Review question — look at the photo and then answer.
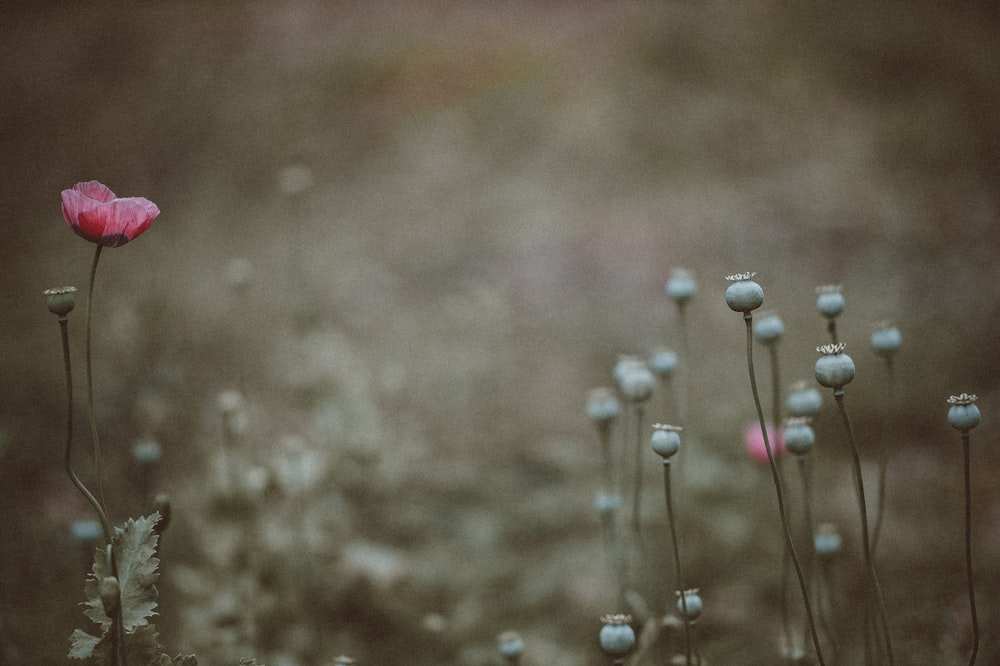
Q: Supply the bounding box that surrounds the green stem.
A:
[663,463,692,666]
[872,358,894,556]
[767,344,792,659]
[833,390,894,665]
[631,403,645,543]
[58,317,113,544]
[85,244,107,510]
[677,304,689,425]
[744,315,825,665]
[962,432,979,666]
[797,455,817,657]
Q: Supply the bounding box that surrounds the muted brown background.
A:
[2,2,999,664]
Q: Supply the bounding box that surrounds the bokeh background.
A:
[2,2,999,664]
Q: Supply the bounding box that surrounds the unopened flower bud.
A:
[99,576,120,618]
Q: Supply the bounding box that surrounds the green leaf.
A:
[83,513,162,631]
[68,628,102,660]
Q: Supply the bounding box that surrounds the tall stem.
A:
[85,244,107,510]
[962,432,979,666]
[631,403,646,543]
[677,304,690,425]
[58,317,113,544]
[663,463,692,666]
[833,390,894,665]
[744,315,824,664]
[872,358,894,555]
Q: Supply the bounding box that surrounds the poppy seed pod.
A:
[618,363,656,403]
[648,348,679,378]
[815,343,855,389]
[753,312,784,344]
[666,269,697,306]
[816,285,845,319]
[676,589,703,620]
[786,381,823,417]
[783,418,815,455]
[497,631,524,660]
[947,394,980,431]
[725,272,764,313]
[587,388,620,426]
[599,614,636,656]
[870,323,902,359]
[651,424,682,460]
[44,286,78,317]
[814,524,842,558]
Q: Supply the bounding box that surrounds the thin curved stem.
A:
[744,315,825,664]
[631,403,646,544]
[85,244,107,510]
[962,432,979,666]
[663,463,692,666]
[59,317,114,544]
[677,304,689,426]
[834,390,894,665]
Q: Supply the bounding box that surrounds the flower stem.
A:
[85,244,108,511]
[744,315,824,665]
[833,390,894,665]
[767,344,793,659]
[631,403,646,544]
[663,462,692,666]
[962,431,979,666]
[58,317,113,545]
[872,358,894,556]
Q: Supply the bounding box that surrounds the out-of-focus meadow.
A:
[2,2,1000,664]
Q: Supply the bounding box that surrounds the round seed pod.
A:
[676,589,703,620]
[814,524,842,558]
[651,424,682,460]
[947,394,980,431]
[786,382,823,417]
[599,614,636,656]
[648,348,679,378]
[618,364,656,403]
[497,631,524,660]
[815,344,855,389]
[816,285,845,319]
[587,388,620,426]
[666,269,697,306]
[870,323,902,358]
[753,312,784,344]
[783,418,815,455]
[44,286,78,317]
[725,272,764,313]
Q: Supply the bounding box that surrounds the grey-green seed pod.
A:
[618,363,656,403]
[783,417,815,455]
[870,323,902,359]
[753,312,784,344]
[666,269,697,306]
[814,524,842,558]
[648,348,679,378]
[599,614,635,656]
[947,394,980,431]
[587,388,621,426]
[676,589,703,620]
[651,424,681,460]
[44,286,78,317]
[594,492,621,516]
[786,381,823,417]
[725,272,764,313]
[816,285,845,319]
[815,343,855,389]
[497,630,524,660]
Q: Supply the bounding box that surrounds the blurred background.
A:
[2,2,999,664]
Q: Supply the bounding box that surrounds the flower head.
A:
[599,614,635,656]
[815,343,855,389]
[61,180,160,247]
[816,284,845,319]
[745,422,784,463]
[666,268,697,306]
[870,321,902,359]
[651,423,683,460]
[676,588,703,620]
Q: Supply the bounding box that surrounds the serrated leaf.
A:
[83,513,162,631]
[68,628,102,660]
[123,624,164,665]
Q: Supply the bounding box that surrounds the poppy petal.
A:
[72,180,117,202]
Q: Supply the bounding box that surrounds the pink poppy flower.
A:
[61,180,160,248]
[744,422,785,463]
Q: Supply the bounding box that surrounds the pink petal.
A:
[72,180,117,202]
[744,422,785,464]
[78,197,160,247]
[61,188,102,226]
